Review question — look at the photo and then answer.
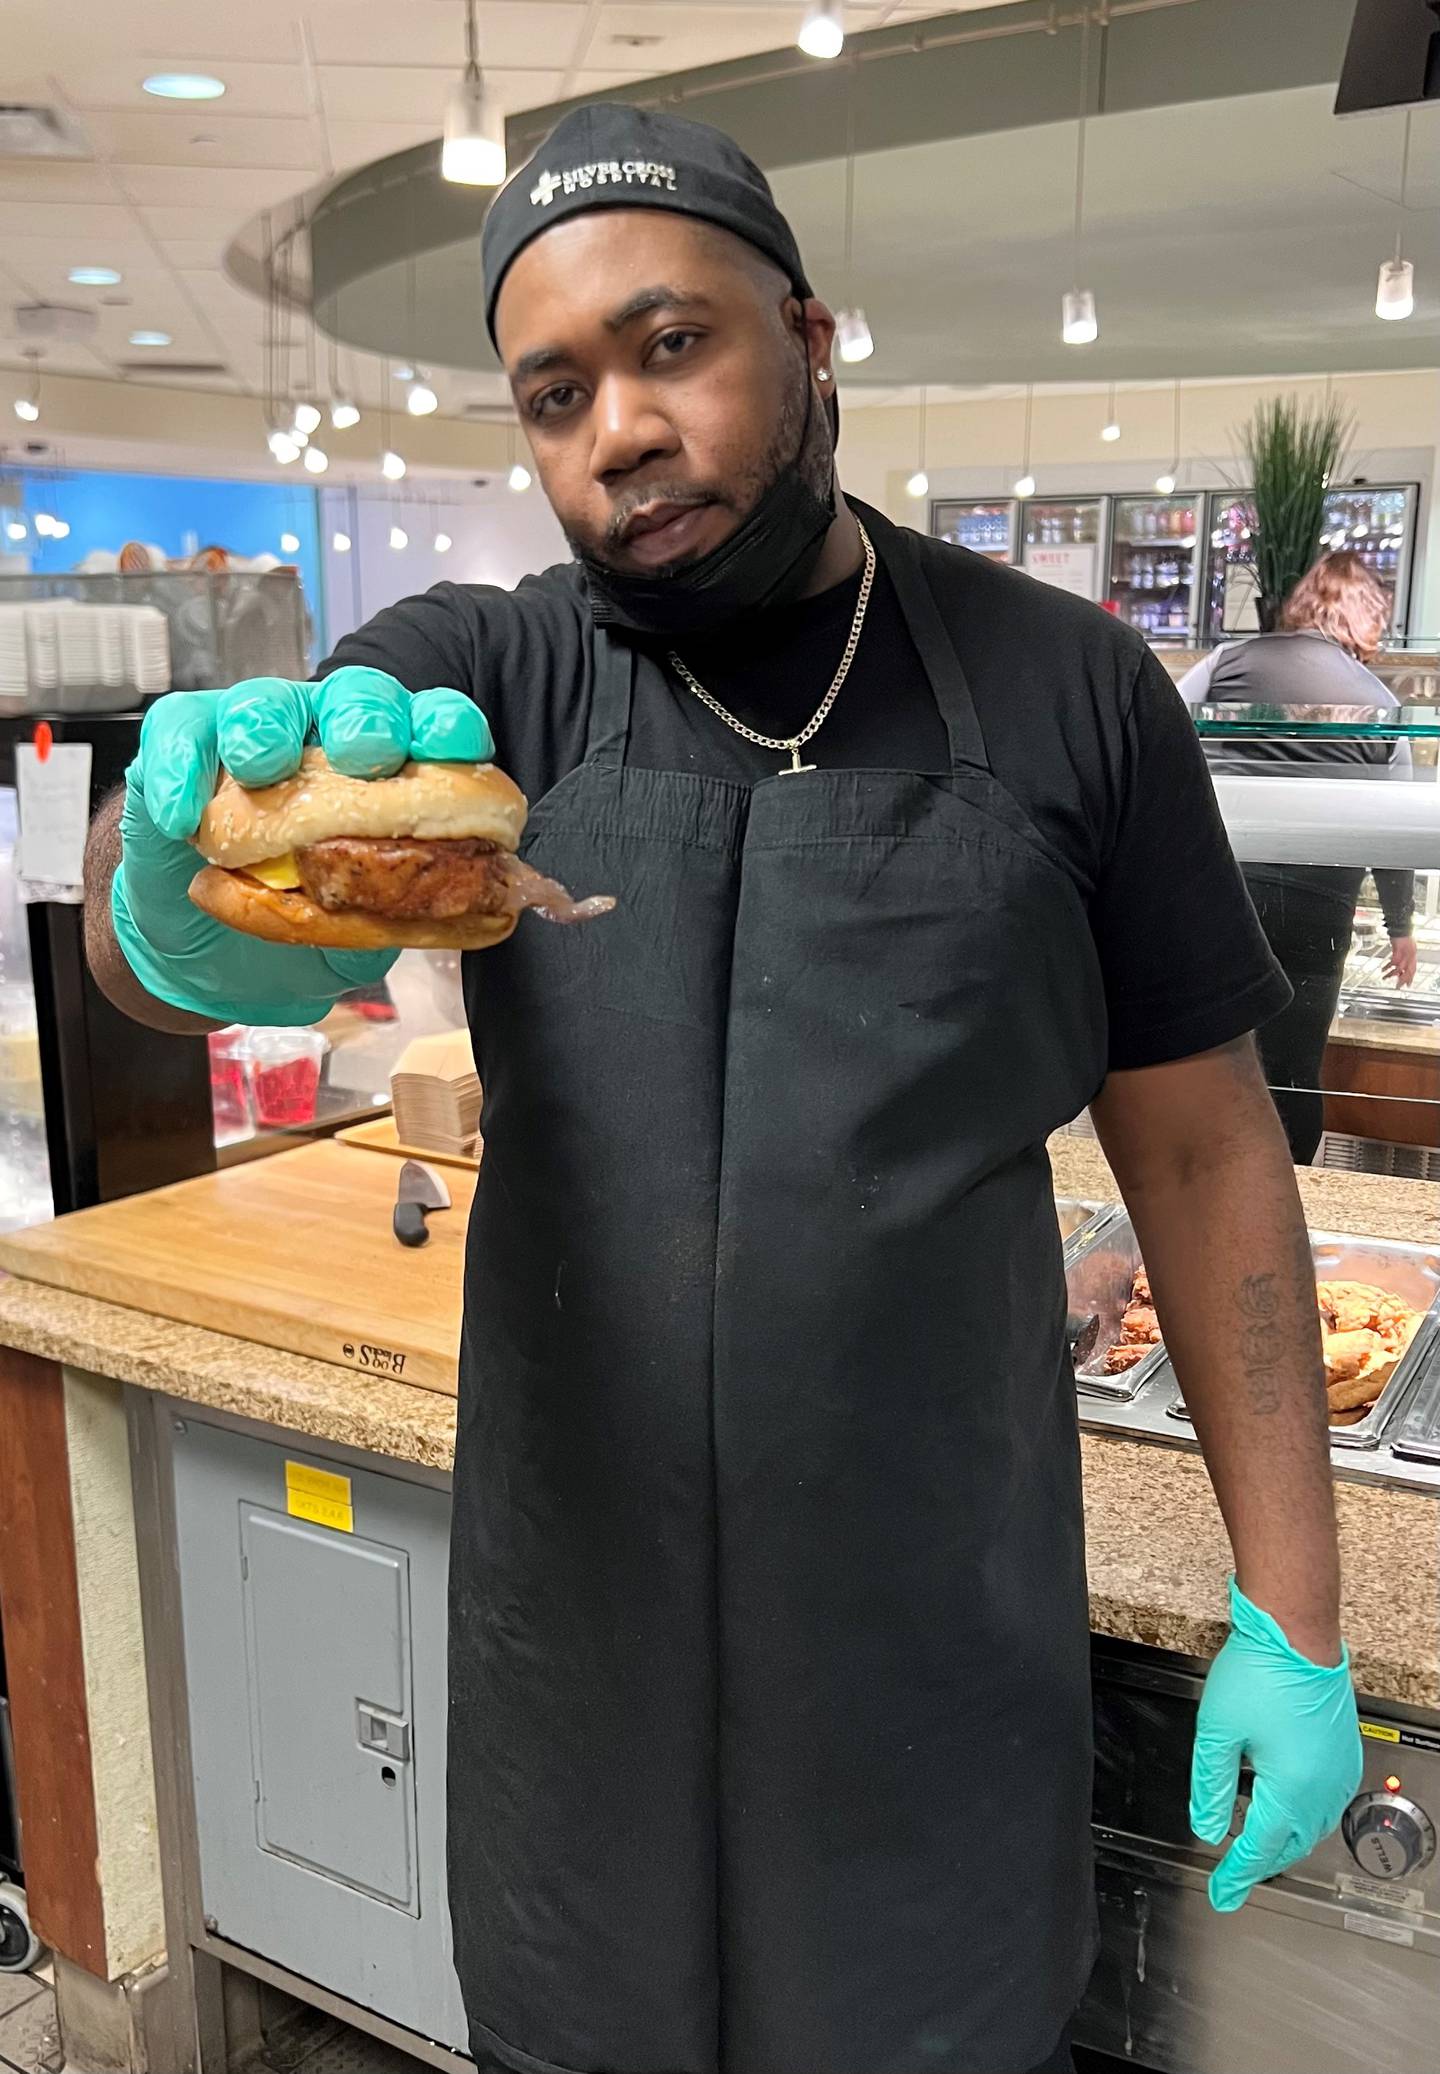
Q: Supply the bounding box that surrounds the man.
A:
[87,106,1359,2074]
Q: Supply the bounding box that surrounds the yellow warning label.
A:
[1360,1722,1401,1743]
[285,1460,354,1534]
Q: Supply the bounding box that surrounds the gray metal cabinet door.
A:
[240,1506,418,1914]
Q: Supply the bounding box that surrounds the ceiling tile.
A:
[136,204,249,242]
[0,163,120,205]
[81,111,322,171]
[316,66,563,125]
[581,4,805,74]
[0,201,137,242]
[160,238,242,269]
[308,3,587,72]
[55,59,312,119]
[324,121,450,173]
[116,164,309,210]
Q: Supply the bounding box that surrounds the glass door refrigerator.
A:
[1320,484,1417,638]
[1202,483,1419,643]
[1020,499,1106,600]
[1106,494,1202,643]
[929,499,1017,564]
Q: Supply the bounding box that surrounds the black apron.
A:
[449,513,1108,2074]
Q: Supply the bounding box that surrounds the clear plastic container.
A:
[207,1026,252,1140]
[245,1028,329,1128]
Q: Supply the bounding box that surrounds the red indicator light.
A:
[1385,1774,1401,1793]
[34,720,52,764]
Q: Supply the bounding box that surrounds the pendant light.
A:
[292,400,322,437]
[443,0,506,187]
[389,524,409,551]
[1061,12,1099,346]
[13,352,40,423]
[434,528,453,553]
[1376,112,1416,321]
[328,339,360,429]
[798,1,845,60]
[905,387,930,499]
[406,378,439,416]
[1100,381,1121,441]
[507,423,532,492]
[834,87,874,364]
[332,530,352,553]
[303,444,329,474]
[268,428,300,465]
[1154,380,1181,496]
[380,388,406,479]
[1013,386,1036,499]
[280,531,301,555]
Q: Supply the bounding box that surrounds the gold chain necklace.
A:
[666,520,876,774]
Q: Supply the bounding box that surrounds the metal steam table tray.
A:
[1162,1231,1440,1451]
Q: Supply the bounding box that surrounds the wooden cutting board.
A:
[0,1140,472,1394]
[335,1116,482,1171]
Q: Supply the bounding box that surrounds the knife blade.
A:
[393,1159,452,1248]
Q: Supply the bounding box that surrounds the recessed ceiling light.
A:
[129,329,172,347]
[69,266,122,287]
[143,74,226,102]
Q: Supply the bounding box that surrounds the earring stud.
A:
[817,368,832,383]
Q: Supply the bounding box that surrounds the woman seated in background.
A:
[1178,551,1416,1165]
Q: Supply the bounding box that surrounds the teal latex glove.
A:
[113,666,495,1026]
[1191,1577,1362,1913]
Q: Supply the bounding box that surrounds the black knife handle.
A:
[394,1201,431,1247]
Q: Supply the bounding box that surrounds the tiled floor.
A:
[0,1968,59,2074]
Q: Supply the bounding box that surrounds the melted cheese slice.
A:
[246,852,301,890]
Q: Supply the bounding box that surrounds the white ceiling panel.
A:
[317,65,564,124]
[581,5,796,73]
[0,163,120,205]
[307,3,589,72]
[0,202,138,242]
[115,164,310,210]
[323,120,449,172]
[53,59,313,120]
[79,111,322,171]
[160,238,244,269]
[138,205,254,243]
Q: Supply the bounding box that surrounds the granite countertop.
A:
[0,1135,1436,1705]
[1327,1014,1440,1057]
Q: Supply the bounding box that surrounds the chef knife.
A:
[393,1159,451,1247]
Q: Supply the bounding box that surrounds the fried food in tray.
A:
[1103,1270,1425,1424]
[1317,1281,1424,1424]
[1101,1268,1162,1374]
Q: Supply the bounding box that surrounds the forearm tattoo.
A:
[1236,1271,1284,1416]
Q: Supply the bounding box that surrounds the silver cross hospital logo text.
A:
[530,161,679,207]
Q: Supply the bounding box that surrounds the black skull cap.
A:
[482,103,814,343]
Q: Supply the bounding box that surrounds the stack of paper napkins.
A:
[390,1030,481,1158]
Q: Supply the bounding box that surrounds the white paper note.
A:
[15,740,92,900]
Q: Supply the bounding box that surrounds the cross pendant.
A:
[780,744,816,775]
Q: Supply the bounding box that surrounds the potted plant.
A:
[1237,395,1354,629]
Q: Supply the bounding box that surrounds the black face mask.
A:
[580,380,836,640]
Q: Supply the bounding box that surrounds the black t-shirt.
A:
[321,508,1289,1072]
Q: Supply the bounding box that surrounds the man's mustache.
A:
[604,484,732,550]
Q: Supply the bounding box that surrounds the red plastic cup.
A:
[246,1029,329,1128]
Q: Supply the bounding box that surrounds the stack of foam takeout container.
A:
[389,1030,482,1160]
[0,601,171,713]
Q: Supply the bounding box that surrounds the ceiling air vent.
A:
[117,360,229,379]
[0,105,91,160]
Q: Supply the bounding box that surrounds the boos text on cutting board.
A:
[341,1340,408,1376]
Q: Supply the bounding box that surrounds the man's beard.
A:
[566,354,833,576]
